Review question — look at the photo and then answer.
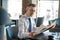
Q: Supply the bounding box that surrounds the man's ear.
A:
[25,7,29,12]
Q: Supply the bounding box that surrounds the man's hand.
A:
[29,32,36,37]
[51,21,56,28]
[48,21,56,28]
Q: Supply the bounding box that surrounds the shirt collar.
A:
[24,14,32,18]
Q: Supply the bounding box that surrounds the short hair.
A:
[24,4,36,13]
[26,4,36,7]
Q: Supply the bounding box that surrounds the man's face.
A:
[26,6,36,17]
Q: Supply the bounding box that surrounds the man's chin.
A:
[30,14,33,16]
[30,15,33,17]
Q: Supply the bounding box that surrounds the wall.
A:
[41,0,58,1]
[32,0,37,4]
[0,0,2,7]
[22,0,32,14]
[2,0,8,11]
[58,1,60,18]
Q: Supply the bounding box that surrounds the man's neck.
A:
[25,12,31,17]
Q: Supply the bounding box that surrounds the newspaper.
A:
[35,21,56,34]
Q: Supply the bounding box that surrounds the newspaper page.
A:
[35,21,56,34]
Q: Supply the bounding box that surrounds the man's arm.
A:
[35,21,56,34]
[18,17,30,38]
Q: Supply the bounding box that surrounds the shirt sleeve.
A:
[18,17,30,38]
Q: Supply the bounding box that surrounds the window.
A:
[37,1,59,25]
[8,0,22,19]
[2,0,22,20]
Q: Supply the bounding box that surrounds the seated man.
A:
[18,4,56,40]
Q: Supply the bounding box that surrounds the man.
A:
[18,4,36,39]
[18,4,56,40]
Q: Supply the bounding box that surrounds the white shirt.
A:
[18,14,36,38]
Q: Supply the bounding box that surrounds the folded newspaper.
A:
[35,21,56,34]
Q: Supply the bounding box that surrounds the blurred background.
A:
[0,0,60,40]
